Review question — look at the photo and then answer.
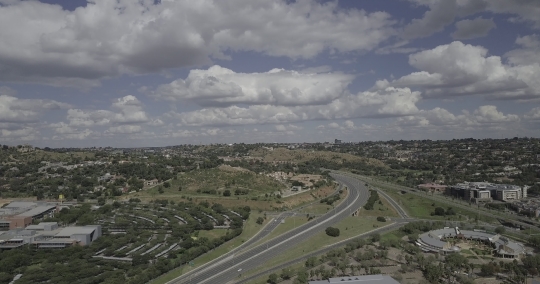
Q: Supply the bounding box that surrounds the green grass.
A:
[242,215,385,278]
[376,184,496,223]
[297,203,333,215]
[197,229,228,240]
[151,212,269,284]
[246,216,310,250]
[170,168,283,197]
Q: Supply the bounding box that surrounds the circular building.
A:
[416,227,525,259]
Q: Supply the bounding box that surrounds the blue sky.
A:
[1,0,540,147]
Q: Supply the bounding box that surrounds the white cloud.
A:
[404,0,540,40]
[505,34,540,66]
[0,127,39,141]
[105,125,142,134]
[0,0,395,86]
[403,0,458,39]
[395,105,519,130]
[153,65,354,106]
[172,86,421,126]
[67,95,149,127]
[452,17,495,39]
[52,129,97,141]
[524,107,540,121]
[0,95,69,123]
[275,124,301,132]
[390,41,540,100]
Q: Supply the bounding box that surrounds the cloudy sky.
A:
[1,0,540,147]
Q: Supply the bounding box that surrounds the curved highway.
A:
[173,174,369,284]
[343,172,540,230]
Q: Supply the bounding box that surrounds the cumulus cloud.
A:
[0,0,395,86]
[505,34,540,66]
[67,95,149,127]
[395,105,519,130]
[403,0,458,39]
[0,95,70,123]
[105,125,142,134]
[524,107,540,121]
[0,127,39,141]
[171,86,421,126]
[452,17,495,39]
[153,65,354,106]
[403,0,540,39]
[389,41,540,100]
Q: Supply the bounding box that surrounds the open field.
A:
[171,168,284,195]
[377,184,497,223]
[357,194,399,218]
[151,212,269,284]
[249,148,387,168]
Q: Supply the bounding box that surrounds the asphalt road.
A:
[173,174,369,284]
[167,212,293,284]
[236,221,408,284]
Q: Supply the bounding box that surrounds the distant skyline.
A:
[1,0,540,147]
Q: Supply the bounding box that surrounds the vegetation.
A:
[325,227,340,237]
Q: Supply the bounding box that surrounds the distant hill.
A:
[249,148,387,168]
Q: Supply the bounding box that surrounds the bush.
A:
[325,227,340,237]
[223,189,231,196]
[376,216,386,222]
[256,217,264,225]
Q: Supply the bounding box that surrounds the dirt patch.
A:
[0,199,12,208]
[218,164,252,173]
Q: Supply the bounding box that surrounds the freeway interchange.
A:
[168,173,371,284]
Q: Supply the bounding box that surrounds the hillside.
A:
[249,148,387,168]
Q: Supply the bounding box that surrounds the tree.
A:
[433,207,446,216]
[495,226,506,234]
[256,217,264,225]
[370,233,381,242]
[223,189,231,196]
[163,182,170,188]
[267,273,278,284]
[376,216,386,222]
[325,227,340,237]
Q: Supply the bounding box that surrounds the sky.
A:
[1,0,540,147]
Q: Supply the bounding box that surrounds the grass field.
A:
[170,168,284,196]
[357,194,399,218]
[151,212,269,284]
[197,229,229,240]
[377,184,496,223]
[241,215,384,279]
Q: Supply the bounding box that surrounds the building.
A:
[416,227,526,259]
[0,222,102,250]
[0,216,32,230]
[449,182,527,202]
[309,275,400,284]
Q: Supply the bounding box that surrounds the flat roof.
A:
[4,202,36,209]
[17,206,56,217]
[55,226,96,237]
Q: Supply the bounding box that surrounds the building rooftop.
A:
[55,226,97,237]
[4,202,36,209]
[17,205,56,217]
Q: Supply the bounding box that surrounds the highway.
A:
[341,172,540,230]
[166,212,293,284]
[171,174,369,284]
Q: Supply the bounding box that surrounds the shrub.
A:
[325,227,340,237]
[376,216,386,222]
